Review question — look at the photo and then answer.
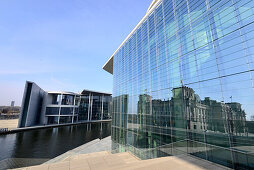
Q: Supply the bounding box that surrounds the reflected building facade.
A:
[103,0,254,168]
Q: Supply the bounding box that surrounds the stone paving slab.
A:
[179,154,232,170]
[11,152,203,170]
[9,136,231,170]
[11,151,232,170]
[44,136,111,164]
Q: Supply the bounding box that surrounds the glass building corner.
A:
[108,0,254,169]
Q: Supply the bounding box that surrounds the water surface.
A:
[0,122,111,167]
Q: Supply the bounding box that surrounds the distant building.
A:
[11,101,15,107]
[18,81,112,128]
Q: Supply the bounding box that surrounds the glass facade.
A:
[46,92,112,124]
[51,94,61,105]
[60,107,74,115]
[111,0,254,169]
[78,93,112,121]
[45,107,59,115]
[47,116,59,125]
[46,94,79,125]
[59,116,73,124]
[62,95,74,105]
[18,81,112,128]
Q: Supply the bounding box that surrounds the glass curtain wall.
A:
[46,94,79,125]
[112,0,254,169]
[79,94,112,121]
[79,95,89,121]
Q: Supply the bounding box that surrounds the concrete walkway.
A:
[11,151,231,170]
[10,136,231,170]
[44,136,111,164]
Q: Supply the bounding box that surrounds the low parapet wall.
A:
[0,119,111,135]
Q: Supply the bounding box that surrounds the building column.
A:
[101,95,104,120]
[88,93,91,121]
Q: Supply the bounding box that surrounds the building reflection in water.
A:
[0,122,111,169]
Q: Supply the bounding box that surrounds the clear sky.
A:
[0,0,153,106]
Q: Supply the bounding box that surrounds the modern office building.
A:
[18,81,112,128]
[103,0,254,168]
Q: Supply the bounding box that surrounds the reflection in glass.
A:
[52,94,61,105]
[62,95,74,105]
[75,96,80,106]
[111,0,254,168]
[47,116,59,125]
[78,94,112,121]
[59,116,72,124]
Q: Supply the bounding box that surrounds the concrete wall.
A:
[18,81,46,128]
[40,92,48,125]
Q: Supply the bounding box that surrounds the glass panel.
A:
[47,116,58,125]
[46,107,59,115]
[51,94,61,105]
[79,95,89,121]
[59,116,72,124]
[75,96,80,106]
[61,95,74,105]
[60,107,73,115]
[111,0,254,168]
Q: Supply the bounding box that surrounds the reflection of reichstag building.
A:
[137,86,247,136]
[105,0,254,168]
[112,87,253,168]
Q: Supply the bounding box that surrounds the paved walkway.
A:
[0,119,18,130]
[10,136,231,170]
[12,151,231,170]
[44,136,111,164]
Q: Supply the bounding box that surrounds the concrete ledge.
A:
[0,119,111,135]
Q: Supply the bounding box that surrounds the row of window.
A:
[47,116,77,125]
[45,107,79,115]
[51,94,80,106]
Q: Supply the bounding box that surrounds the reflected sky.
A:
[111,0,254,169]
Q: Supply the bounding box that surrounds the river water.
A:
[0,122,111,168]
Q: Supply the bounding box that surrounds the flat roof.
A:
[102,0,161,75]
[81,89,112,96]
[47,91,80,96]
[47,90,111,96]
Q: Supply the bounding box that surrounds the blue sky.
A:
[0,0,153,106]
